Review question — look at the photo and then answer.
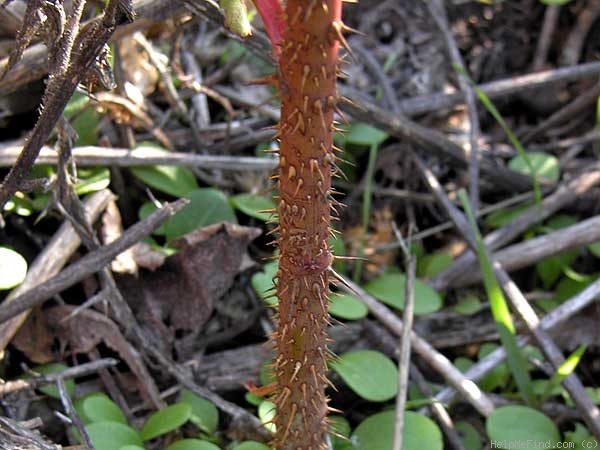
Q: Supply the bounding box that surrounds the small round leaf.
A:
[508,152,559,183]
[455,421,482,450]
[164,188,237,241]
[32,363,75,399]
[179,389,219,435]
[77,393,127,424]
[345,122,388,147]
[86,422,142,450]
[230,194,276,221]
[352,410,442,450]
[258,401,276,433]
[251,261,278,306]
[231,442,271,450]
[140,403,191,441]
[0,247,27,290]
[165,439,220,450]
[364,273,442,315]
[329,293,368,320]
[486,406,560,449]
[331,350,397,401]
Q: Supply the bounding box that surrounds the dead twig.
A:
[426,0,482,210]
[56,377,93,449]
[409,365,466,450]
[0,141,278,171]
[447,214,600,288]
[0,0,132,212]
[392,224,416,450]
[0,358,117,397]
[533,5,561,70]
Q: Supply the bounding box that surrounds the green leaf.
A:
[119,446,146,450]
[131,165,198,198]
[72,107,100,146]
[535,249,578,289]
[478,343,510,392]
[455,421,482,450]
[331,350,397,402]
[65,91,90,117]
[74,168,111,195]
[329,292,368,320]
[485,203,533,229]
[140,403,192,441]
[179,389,219,435]
[251,261,278,306]
[454,357,474,374]
[244,392,263,407]
[345,122,388,147]
[230,193,276,221]
[417,251,453,278]
[460,190,533,404]
[86,422,142,450]
[32,363,75,399]
[165,439,220,450]
[588,241,600,258]
[541,345,586,403]
[329,415,351,450]
[486,406,560,449]
[230,442,271,450]
[138,202,167,236]
[508,152,559,183]
[364,273,443,315]
[130,142,198,198]
[535,215,579,288]
[164,188,237,241]
[352,410,442,450]
[0,247,27,290]
[258,401,276,433]
[453,295,482,315]
[565,422,592,449]
[75,393,127,424]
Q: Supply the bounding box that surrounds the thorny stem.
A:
[264,0,344,449]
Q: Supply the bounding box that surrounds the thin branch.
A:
[57,377,93,449]
[426,0,482,210]
[392,225,416,450]
[0,142,278,171]
[0,359,117,396]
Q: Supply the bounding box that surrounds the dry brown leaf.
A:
[118,222,261,349]
[12,307,54,364]
[44,305,161,406]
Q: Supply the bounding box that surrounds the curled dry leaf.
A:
[40,305,161,405]
[118,222,261,349]
[12,307,55,364]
